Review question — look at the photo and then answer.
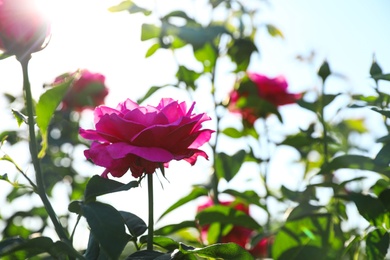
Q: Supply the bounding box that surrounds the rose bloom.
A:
[50,69,109,112]
[0,0,50,58]
[80,98,213,178]
[197,199,271,258]
[229,73,301,125]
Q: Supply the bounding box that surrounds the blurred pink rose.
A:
[80,98,213,178]
[0,0,50,58]
[197,199,271,258]
[52,69,109,112]
[229,73,301,125]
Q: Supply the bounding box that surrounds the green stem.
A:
[147,173,154,251]
[19,56,70,242]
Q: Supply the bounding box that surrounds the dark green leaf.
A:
[194,43,216,73]
[366,228,389,260]
[281,185,317,203]
[287,203,322,221]
[374,143,390,166]
[215,150,246,182]
[227,38,258,72]
[127,250,165,259]
[81,202,129,260]
[159,186,208,220]
[119,211,147,237]
[278,245,326,260]
[372,73,390,81]
[68,200,82,214]
[84,175,138,201]
[337,193,386,226]
[319,155,390,178]
[179,242,253,260]
[176,65,200,90]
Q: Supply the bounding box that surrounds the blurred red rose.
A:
[0,0,50,58]
[197,198,271,258]
[51,69,109,112]
[80,98,213,178]
[229,73,301,125]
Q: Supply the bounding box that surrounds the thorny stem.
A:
[147,173,154,251]
[19,56,70,243]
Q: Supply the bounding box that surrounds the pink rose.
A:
[79,98,213,178]
[50,69,109,112]
[0,0,50,58]
[229,73,301,125]
[197,199,271,258]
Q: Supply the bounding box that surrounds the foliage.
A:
[0,0,389,259]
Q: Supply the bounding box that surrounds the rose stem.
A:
[147,173,154,251]
[19,56,70,243]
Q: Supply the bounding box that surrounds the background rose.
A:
[50,69,109,112]
[0,0,50,58]
[80,98,213,178]
[229,72,301,125]
[197,199,271,258]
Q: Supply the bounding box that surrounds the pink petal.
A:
[106,142,174,162]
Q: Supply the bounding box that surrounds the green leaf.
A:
[139,236,179,252]
[159,186,208,220]
[145,42,160,57]
[11,109,28,126]
[222,189,265,210]
[137,85,171,104]
[366,228,389,260]
[108,0,151,15]
[272,214,343,259]
[141,24,161,41]
[196,205,262,231]
[119,211,147,237]
[179,242,254,260]
[194,43,217,73]
[266,24,284,38]
[222,127,243,138]
[81,202,129,260]
[36,80,71,158]
[287,203,322,221]
[154,220,197,236]
[176,65,200,90]
[277,245,326,260]
[84,175,138,201]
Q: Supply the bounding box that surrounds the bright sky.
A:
[0,0,389,248]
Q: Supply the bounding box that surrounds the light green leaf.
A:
[35,81,71,158]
